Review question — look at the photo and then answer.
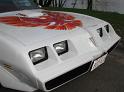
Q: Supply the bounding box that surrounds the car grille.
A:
[45,61,92,90]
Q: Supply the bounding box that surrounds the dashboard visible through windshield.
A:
[0,0,39,13]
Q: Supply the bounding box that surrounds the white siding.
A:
[64,0,124,14]
[36,0,124,14]
[93,0,124,14]
[63,0,87,9]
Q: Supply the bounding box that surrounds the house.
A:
[36,0,124,14]
[65,0,124,14]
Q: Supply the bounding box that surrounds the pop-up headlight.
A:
[29,47,48,65]
[53,40,68,55]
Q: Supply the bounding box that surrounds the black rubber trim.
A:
[107,41,119,54]
[45,61,92,90]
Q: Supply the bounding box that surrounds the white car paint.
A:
[0,9,120,92]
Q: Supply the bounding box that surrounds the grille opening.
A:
[45,61,92,90]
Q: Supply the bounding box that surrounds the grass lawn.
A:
[45,7,124,38]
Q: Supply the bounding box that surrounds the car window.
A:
[0,0,39,13]
[14,0,38,10]
[0,0,17,13]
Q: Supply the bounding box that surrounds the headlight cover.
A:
[29,47,48,65]
[97,28,103,37]
[53,40,68,55]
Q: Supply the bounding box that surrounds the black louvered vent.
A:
[45,61,92,90]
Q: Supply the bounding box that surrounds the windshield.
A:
[0,0,39,13]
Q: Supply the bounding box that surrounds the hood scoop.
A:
[17,10,44,18]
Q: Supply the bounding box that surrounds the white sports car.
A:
[0,0,120,92]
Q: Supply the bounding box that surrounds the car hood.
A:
[0,9,105,46]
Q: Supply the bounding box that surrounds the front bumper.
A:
[36,40,120,91]
[45,61,92,90]
[107,40,120,53]
[36,52,108,91]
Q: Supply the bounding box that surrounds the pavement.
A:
[0,36,124,92]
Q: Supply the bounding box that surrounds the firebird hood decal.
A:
[0,10,106,45]
[0,11,82,30]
